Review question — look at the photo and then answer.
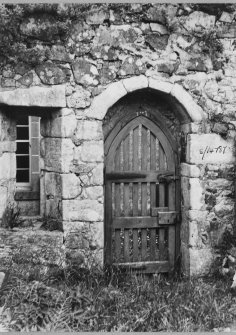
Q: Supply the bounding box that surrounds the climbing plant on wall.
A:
[0,4,90,65]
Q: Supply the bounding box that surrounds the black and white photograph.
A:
[0,1,236,331]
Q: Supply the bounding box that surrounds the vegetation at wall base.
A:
[1,260,236,332]
[0,202,24,229]
[40,211,63,232]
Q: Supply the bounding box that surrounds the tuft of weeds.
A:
[40,210,63,232]
[1,202,24,229]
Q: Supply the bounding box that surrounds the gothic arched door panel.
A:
[105,116,180,273]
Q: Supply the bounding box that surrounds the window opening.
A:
[16,115,30,186]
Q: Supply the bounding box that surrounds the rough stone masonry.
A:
[0,3,235,276]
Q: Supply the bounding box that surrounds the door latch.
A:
[158,173,179,183]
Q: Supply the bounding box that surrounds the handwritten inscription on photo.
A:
[199,146,233,160]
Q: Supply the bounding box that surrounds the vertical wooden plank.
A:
[123,134,130,261]
[168,182,175,211]
[123,134,130,171]
[159,143,166,207]
[105,181,113,265]
[141,186,147,215]
[159,142,166,265]
[114,181,121,261]
[133,127,140,216]
[168,226,175,271]
[150,230,156,260]
[115,183,121,217]
[132,183,139,261]
[123,135,130,216]
[132,181,139,261]
[114,230,121,262]
[114,146,121,217]
[132,126,139,261]
[141,126,148,260]
[159,228,165,261]
[168,165,176,271]
[175,175,181,266]
[124,183,130,216]
[155,131,160,209]
[114,145,121,171]
[113,184,121,264]
[141,126,148,215]
[150,132,157,261]
[133,184,139,216]
[124,229,130,262]
[133,126,139,171]
[150,132,156,171]
[114,145,121,261]
[114,144,121,217]
[156,184,160,207]
[141,229,147,261]
[123,182,130,262]
[132,229,139,262]
[141,126,148,171]
[158,207,166,261]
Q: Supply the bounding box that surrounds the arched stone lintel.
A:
[0,85,66,108]
[86,75,206,122]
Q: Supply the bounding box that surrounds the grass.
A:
[0,262,236,332]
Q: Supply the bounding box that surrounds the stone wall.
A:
[0,111,16,219]
[0,4,236,275]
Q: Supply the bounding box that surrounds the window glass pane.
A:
[17,156,29,169]
[16,115,29,125]
[16,170,29,182]
[16,127,29,140]
[16,142,29,155]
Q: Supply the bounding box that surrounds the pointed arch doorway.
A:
[104,113,180,274]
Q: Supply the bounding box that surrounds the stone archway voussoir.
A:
[148,77,173,94]
[86,81,127,120]
[170,84,206,122]
[122,75,148,92]
[148,78,206,122]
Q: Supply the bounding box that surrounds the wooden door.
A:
[105,116,180,274]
